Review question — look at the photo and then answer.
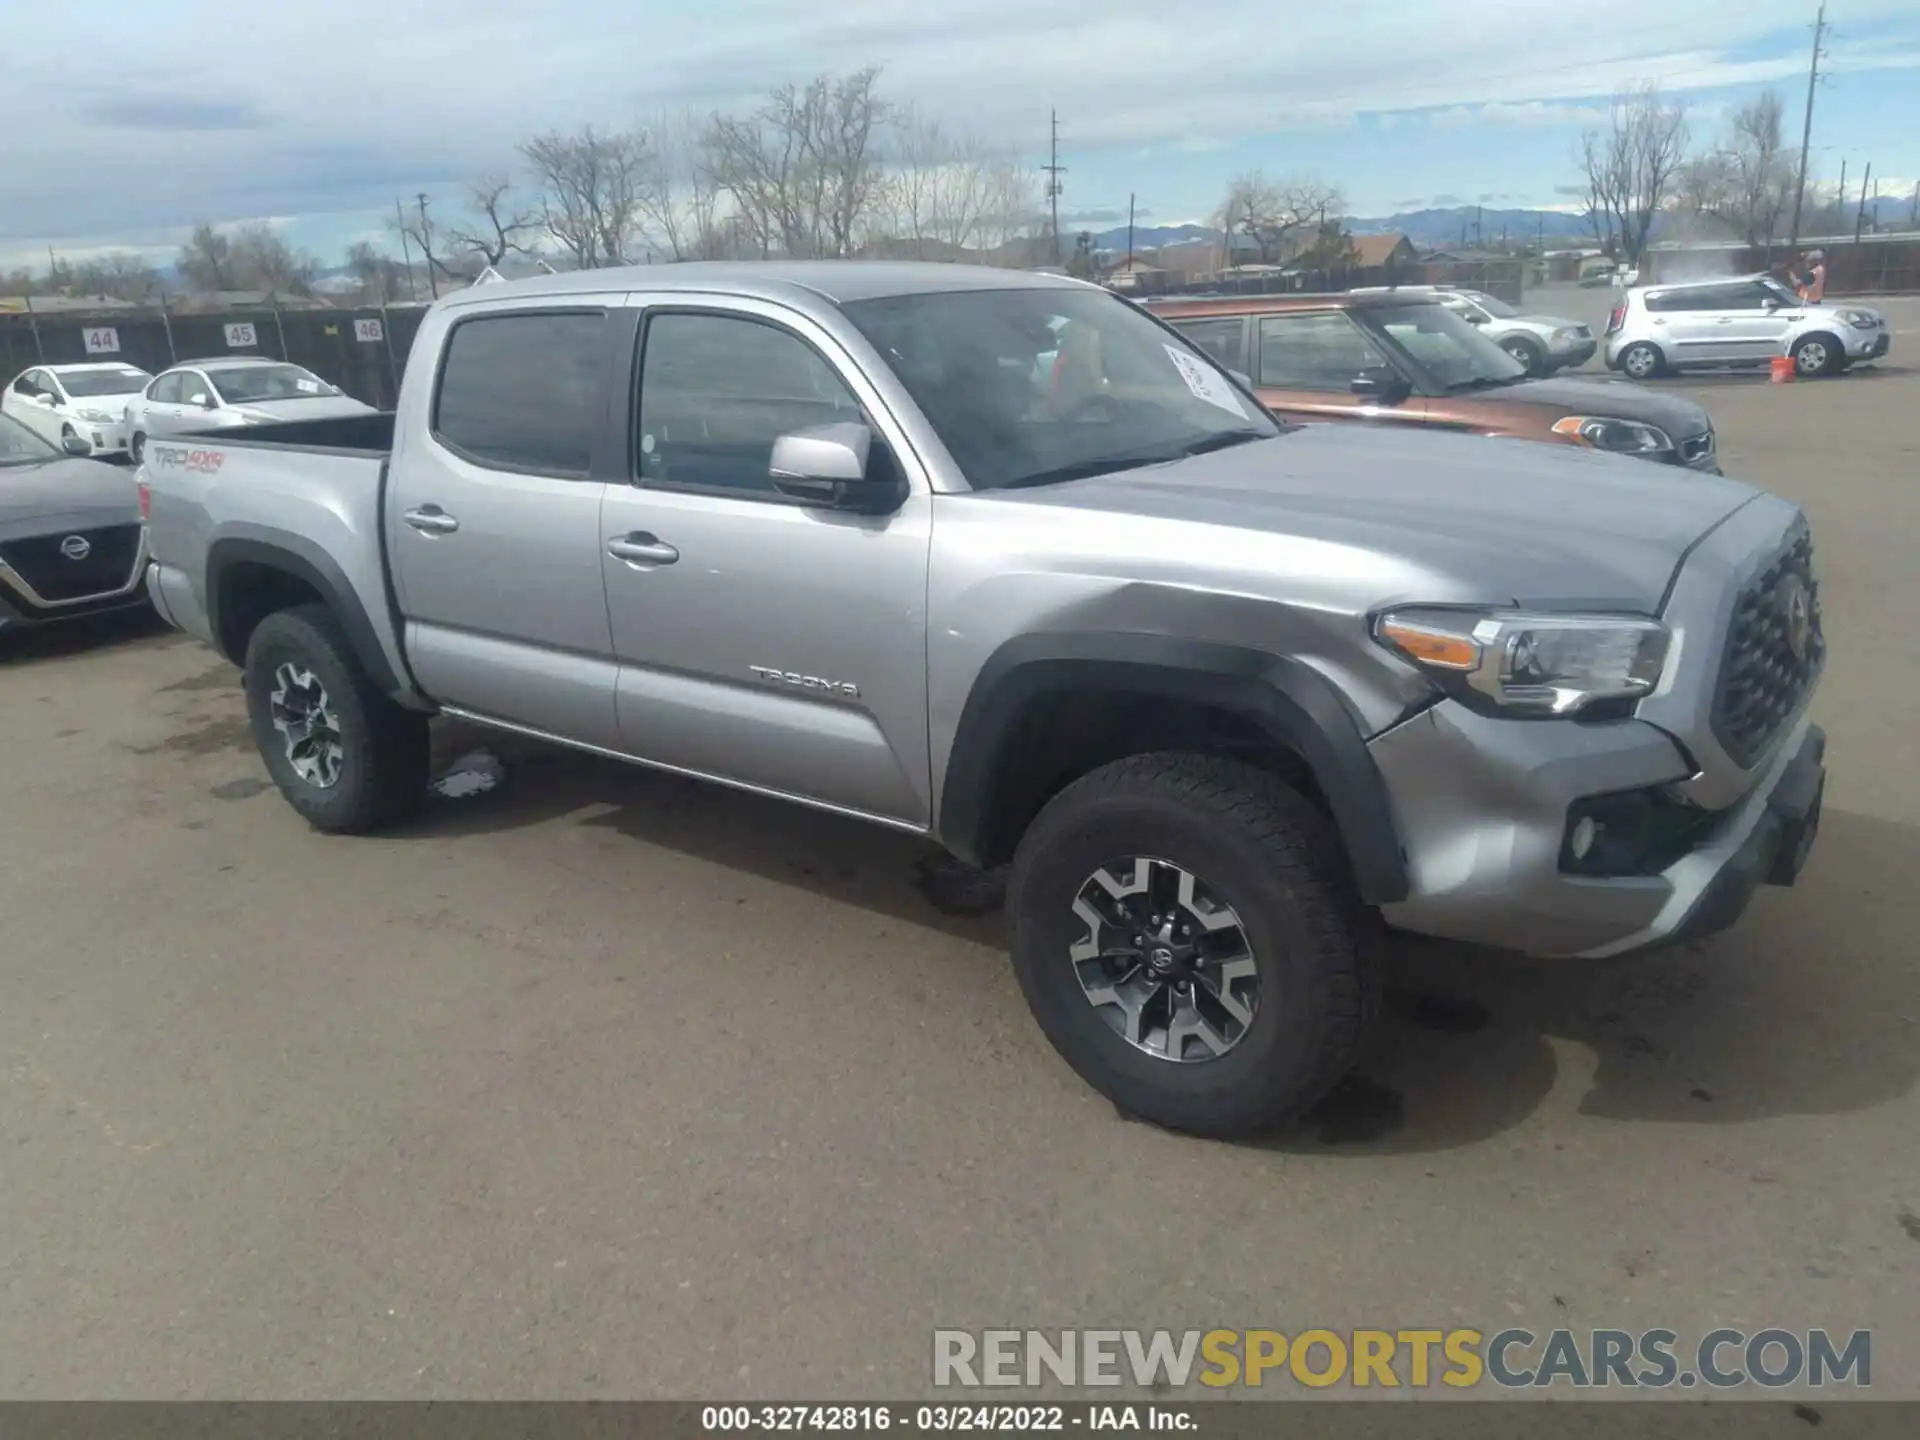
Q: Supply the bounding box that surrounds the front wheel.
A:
[1791,333,1844,378]
[1006,753,1378,1139]
[243,603,429,833]
[1501,337,1545,375]
[129,432,146,464]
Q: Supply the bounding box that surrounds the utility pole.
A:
[1788,0,1829,249]
[1042,110,1067,266]
[1126,193,1135,268]
[1854,162,1873,243]
[416,193,439,300]
[394,197,421,302]
[1910,180,1919,229]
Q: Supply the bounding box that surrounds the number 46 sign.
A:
[353,318,385,344]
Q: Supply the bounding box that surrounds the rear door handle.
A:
[608,532,679,566]
[403,506,459,535]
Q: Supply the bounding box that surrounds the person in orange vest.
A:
[1797,249,1828,304]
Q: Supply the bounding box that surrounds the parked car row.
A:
[1347,283,1596,375]
[131,260,1826,1139]
[2,357,377,466]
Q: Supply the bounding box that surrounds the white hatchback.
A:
[1,362,154,458]
[1603,274,1891,379]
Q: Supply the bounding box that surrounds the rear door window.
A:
[1255,312,1392,390]
[1171,317,1247,374]
[432,310,609,476]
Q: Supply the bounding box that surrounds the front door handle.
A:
[608,532,679,566]
[403,506,460,535]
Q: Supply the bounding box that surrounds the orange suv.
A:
[1146,291,1720,472]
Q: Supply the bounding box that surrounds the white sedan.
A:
[1,362,155,459]
[123,358,377,460]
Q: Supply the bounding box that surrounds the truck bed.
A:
[176,411,396,454]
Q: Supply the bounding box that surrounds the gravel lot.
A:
[3,333,1918,1410]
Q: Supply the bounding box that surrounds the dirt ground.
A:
[2,341,1918,1411]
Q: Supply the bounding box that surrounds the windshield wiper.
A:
[999,455,1167,490]
[1163,428,1271,458]
[1448,374,1527,391]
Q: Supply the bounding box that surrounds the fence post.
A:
[378,301,400,407]
[271,301,289,361]
[22,293,44,360]
[158,292,177,363]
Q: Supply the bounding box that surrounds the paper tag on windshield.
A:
[1164,345,1248,418]
[295,379,321,394]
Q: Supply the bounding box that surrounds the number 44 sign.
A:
[83,327,121,354]
[353,318,385,344]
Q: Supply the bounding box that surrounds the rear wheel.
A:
[1006,753,1378,1139]
[1619,342,1665,380]
[1791,333,1844,378]
[242,603,428,833]
[129,432,146,464]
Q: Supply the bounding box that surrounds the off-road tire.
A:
[243,603,428,834]
[1006,752,1379,1139]
[1619,342,1665,380]
[1791,333,1844,378]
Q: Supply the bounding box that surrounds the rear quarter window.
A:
[432,310,609,476]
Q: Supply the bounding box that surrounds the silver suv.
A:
[1604,274,1892,379]
[139,263,1828,1139]
[1349,284,1596,374]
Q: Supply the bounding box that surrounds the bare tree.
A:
[54,252,165,303]
[1722,91,1793,251]
[518,127,654,268]
[446,178,540,270]
[702,68,891,259]
[396,196,460,291]
[634,108,729,261]
[1576,83,1690,264]
[345,241,409,303]
[879,109,1042,262]
[177,223,236,292]
[1216,172,1344,265]
[228,223,316,296]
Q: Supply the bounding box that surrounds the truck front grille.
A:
[1711,528,1824,766]
[0,524,142,603]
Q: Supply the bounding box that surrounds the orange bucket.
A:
[1770,355,1795,384]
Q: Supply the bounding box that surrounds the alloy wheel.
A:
[1796,341,1829,375]
[268,662,345,788]
[1068,856,1260,1062]
[1624,347,1657,379]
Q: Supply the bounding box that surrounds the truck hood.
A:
[1485,374,1712,438]
[1004,423,1760,612]
[0,458,143,541]
[231,396,378,423]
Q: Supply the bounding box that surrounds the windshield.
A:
[841,287,1278,490]
[1461,290,1520,319]
[1758,275,1799,304]
[208,364,341,405]
[1368,302,1528,389]
[58,368,153,398]
[0,412,60,467]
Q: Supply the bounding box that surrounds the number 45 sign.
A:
[83,326,121,354]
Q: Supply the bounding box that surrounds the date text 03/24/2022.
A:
[701,1404,1192,1432]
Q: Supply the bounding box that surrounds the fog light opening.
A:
[1570,815,1600,861]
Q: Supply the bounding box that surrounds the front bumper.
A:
[73,419,130,455]
[1844,329,1891,362]
[1371,702,1825,959]
[1549,338,1598,370]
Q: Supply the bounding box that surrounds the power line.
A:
[1788,0,1830,250]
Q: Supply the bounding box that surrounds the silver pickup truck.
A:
[141,262,1827,1138]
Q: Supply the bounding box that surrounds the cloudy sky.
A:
[7,0,1920,269]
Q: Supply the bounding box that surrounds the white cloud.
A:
[5,0,1919,254]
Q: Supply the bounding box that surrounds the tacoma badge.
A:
[750,665,859,699]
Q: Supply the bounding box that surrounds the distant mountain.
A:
[1087,207,1602,257]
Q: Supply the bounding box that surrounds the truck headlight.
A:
[1550,416,1673,454]
[1374,609,1670,717]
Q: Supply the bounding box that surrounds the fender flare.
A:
[205,532,408,701]
[937,633,1411,905]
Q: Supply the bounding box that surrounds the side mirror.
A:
[191,393,214,409]
[1464,312,1488,325]
[1350,371,1410,403]
[38,393,58,407]
[61,434,93,457]
[1763,298,1781,312]
[769,423,900,514]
